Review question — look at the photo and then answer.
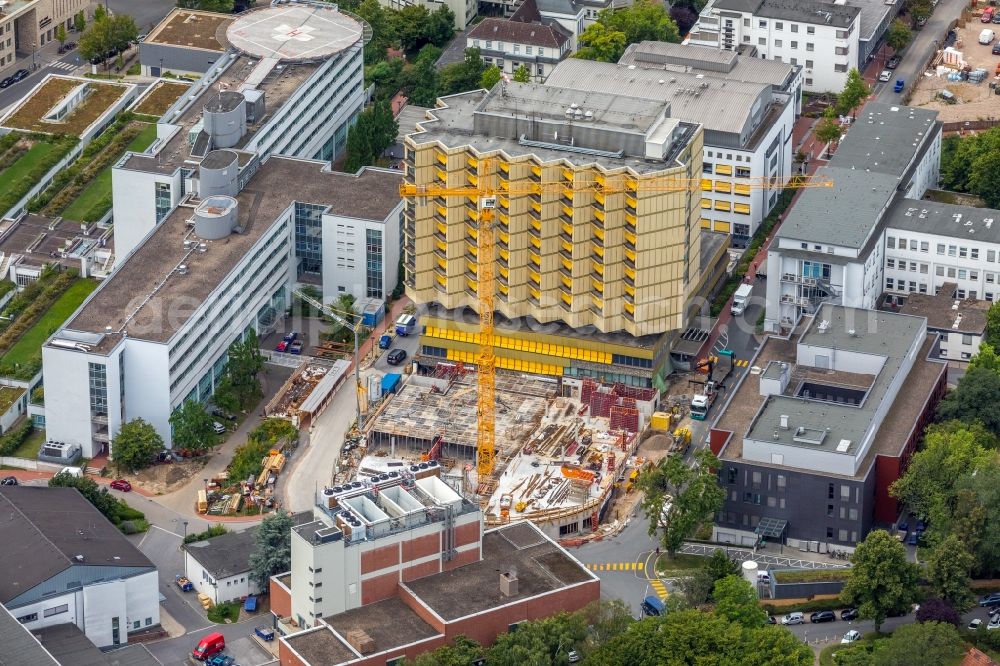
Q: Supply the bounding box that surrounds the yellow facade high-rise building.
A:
[402,83,727,387]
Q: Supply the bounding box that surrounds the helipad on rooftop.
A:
[226,3,364,63]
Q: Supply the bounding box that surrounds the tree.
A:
[915,598,961,626]
[56,24,67,47]
[486,611,587,666]
[169,400,218,453]
[404,44,441,106]
[225,330,265,410]
[426,5,455,47]
[74,11,86,33]
[412,636,485,666]
[394,5,434,53]
[212,376,241,415]
[815,106,843,157]
[841,530,919,632]
[926,534,975,608]
[356,0,395,65]
[579,600,634,651]
[638,448,725,557]
[886,19,911,52]
[513,64,531,83]
[969,342,1000,374]
[874,621,964,666]
[987,308,1000,350]
[112,418,164,474]
[958,462,1000,576]
[438,47,487,96]
[79,13,139,70]
[480,65,502,91]
[93,4,107,21]
[937,364,1000,436]
[938,127,1000,209]
[712,575,768,628]
[907,0,933,22]
[678,549,740,606]
[576,0,679,62]
[835,68,870,118]
[248,509,295,588]
[344,100,398,172]
[176,0,235,12]
[967,148,1000,209]
[670,4,699,36]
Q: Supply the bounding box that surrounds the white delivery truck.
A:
[731,283,753,315]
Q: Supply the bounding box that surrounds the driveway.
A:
[873,0,968,103]
[145,617,274,666]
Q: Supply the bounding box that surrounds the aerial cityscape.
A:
[0,0,997,664]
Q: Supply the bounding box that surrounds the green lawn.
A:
[774,569,851,584]
[61,124,157,222]
[656,553,710,576]
[0,142,56,190]
[11,427,44,459]
[0,279,99,366]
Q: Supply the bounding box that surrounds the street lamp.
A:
[182,520,188,539]
[30,42,35,71]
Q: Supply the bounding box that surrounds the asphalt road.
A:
[145,616,274,666]
[873,0,968,103]
[782,605,996,644]
[106,0,178,32]
[0,56,82,110]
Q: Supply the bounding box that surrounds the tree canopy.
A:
[576,0,680,62]
[169,400,218,453]
[815,106,843,156]
[79,13,139,66]
[841,530,919,631]
[112,418,164,473]
[480,65,502,91]
[886,19,911,52]
[344,99,398,173]
[926,534,975,609]
[638,448,725,556]
[214,330,265,412]
[875,621,964,666]
[835,69,870,118]
[712,575,768,628]
[177,0,236,12]
[248,509,295,588]
[939,127,1000,209]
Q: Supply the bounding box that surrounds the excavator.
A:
[689,350,734,421]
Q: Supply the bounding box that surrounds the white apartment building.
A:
[114,2,370,262]
[42,157,401,456]
[764,104,941,333]
[467,10,572,82]
[547,42,801,245]
[323,200,403,301]
[0,487,159,650]
[688,0,899,92]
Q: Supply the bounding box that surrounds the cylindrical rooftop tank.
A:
[741,560,760,595]
[203,91,246,149]
[194,195,238,240]
[199,149,239,198]
[367,374,382,403]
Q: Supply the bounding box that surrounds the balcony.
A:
[530,165,542,180]
[594,209,606,224]
[562,168,574,182]
[434,168,447,183]
[625,211,637,227]
[559,241,574,262]
[591,278,604,294]
[559,264,573,280]
[529,286,542,305]
[624,176,637,191]
[625,195,637,210]
[435,151,447,166]
[466,155,478,169]
[466,172,479,188]
[624,302,635,320]
[499,161,509,174]
[559,290,573,309]
[592,243,605,259]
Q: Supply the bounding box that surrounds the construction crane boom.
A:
[400,170,832,494]
[292,289,367,429]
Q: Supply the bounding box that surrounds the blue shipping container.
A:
[381,373,402,394]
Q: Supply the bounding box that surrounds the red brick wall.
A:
[454,521,481,548]
[398,584,446,633]
[709,429,732,457]
[443,547,479,572]
[402,559,440,582]
[361,543,400,574]
[269,579,292,619]
[279,639,307,666]
[350,636,449,666]
[361,571,398,605]
[401,534,439,564]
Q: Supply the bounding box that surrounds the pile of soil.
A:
[130,459,207,495]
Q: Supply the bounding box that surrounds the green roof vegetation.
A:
[773,569,851,584]
[0,386,25,413]
[0,278,98,370]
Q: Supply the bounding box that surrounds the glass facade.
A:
[88,363,108,417]
[366,228,383,298]
[295,202,325,277]
[155,182,172,223]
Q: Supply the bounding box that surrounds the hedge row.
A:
[0,138,76,215]
[0,132,20,158]
[0,270,76,350]
[0,143,28,173]
[0,422,34,457]
[709,183,800,317]
[28,114,140,216]
[0,267,69,322]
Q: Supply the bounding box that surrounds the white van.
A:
[59,466,83,478]
[980,29,996,44]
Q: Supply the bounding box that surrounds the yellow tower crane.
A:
[400,167,832,492]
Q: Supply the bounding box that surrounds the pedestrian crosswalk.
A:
[649,579,668,599]
[48,61,76,72]
[586,562,644,572]
[734,358,750,368]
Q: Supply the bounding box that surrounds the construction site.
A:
[359,362,676,540]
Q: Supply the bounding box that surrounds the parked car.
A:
[386,348,407,365]
[213,421,226,435]
[989,615,1000,631]
[811,611,837,623]
[886,55,901,69]
[283,331,298,343]
[211,408,235,422]
[970,618,983,630]
[841,608,859,621]
[378,334,392,349]
[993,42,1000,54]
[917,16,927,27]
[192,632,226,661]
[206,655,235,666]
[254,626,275,641]
[781,612,805,625]
[878,70,892,82]
[894,79,905,93]
[12,69,29,82]
[289,340,303,355]
[109,479,132,492]
[567,650,581,664]
[980,29,996,45]
[275,340,290,352]
[907,532,918,545]
[766,614,776,624]
[842,630,861,644]
[979,592,1000,607]
[0,76,12,89]
[1,476,17,486]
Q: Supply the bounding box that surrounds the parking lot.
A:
[907,21,1000,121]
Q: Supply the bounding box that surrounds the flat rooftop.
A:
[827,104,939,177]
[0,76,132,137]
[894,282,989,335]
[405,522,595,621]
[886,197,1000,245]
[284,627,359,666]
[61,158,401,349]
[144,9,231,51]
[715,307,942,479]
[544,58,778,136]
[226,4,364,63]
[324,597,439,655]
[408,86,700,174]
[619,41,799,89]
[122,54,318,174]
[0,214,111,270]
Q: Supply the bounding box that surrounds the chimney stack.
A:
[500,571,519,597]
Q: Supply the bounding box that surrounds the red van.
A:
[983,7,995,23]
[192,632,225,661]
